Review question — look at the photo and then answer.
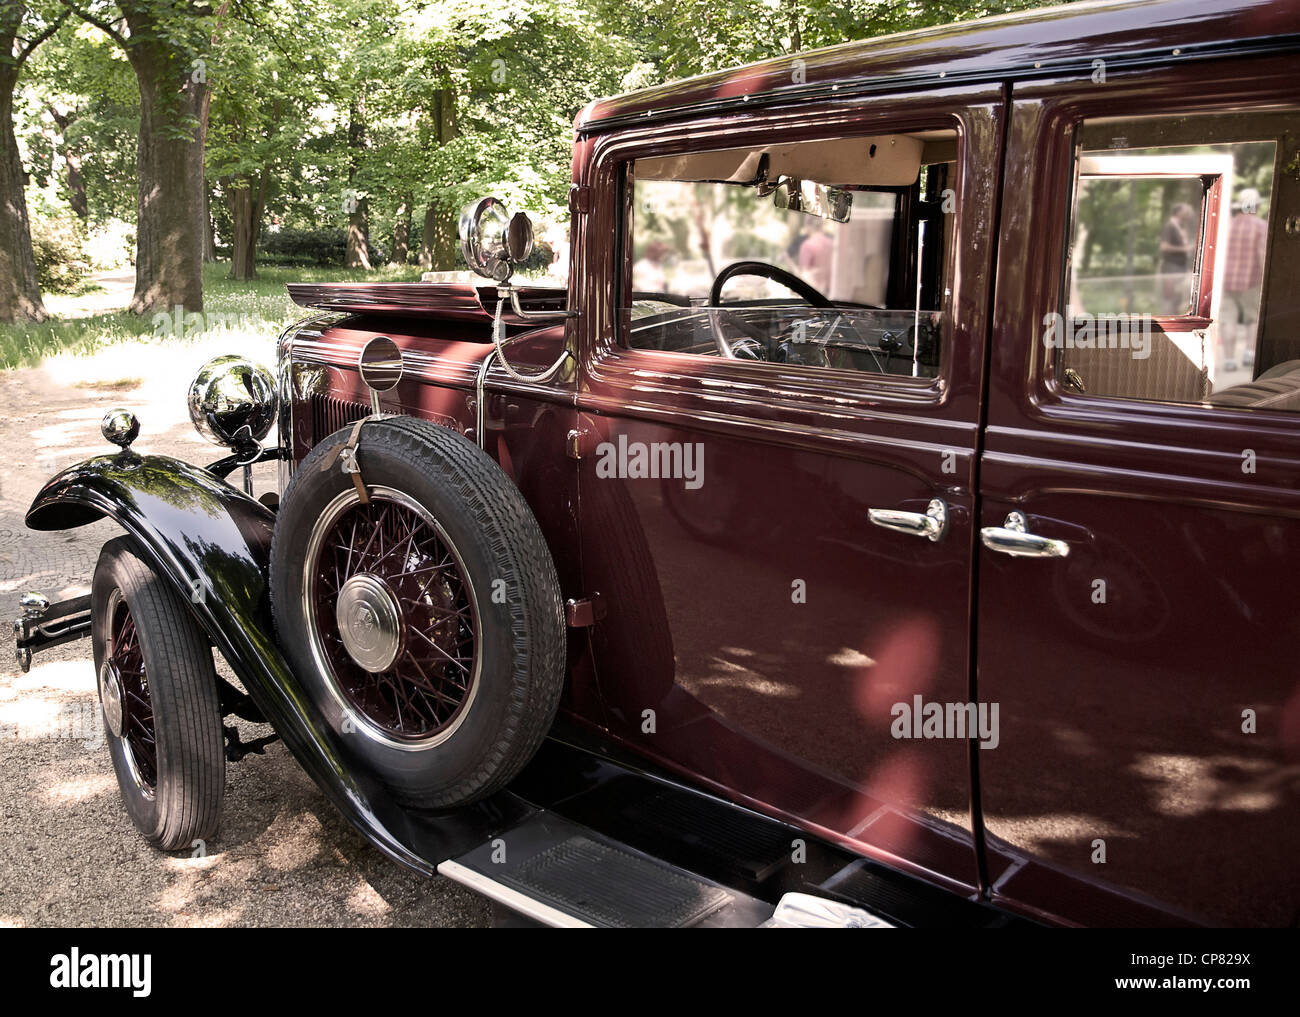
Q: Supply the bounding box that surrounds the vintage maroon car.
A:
[14,0,1300,927]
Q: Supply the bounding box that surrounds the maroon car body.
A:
[271,0,1300,927]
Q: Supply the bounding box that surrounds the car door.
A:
[977,54,1300,926]
[570,85,1005,895]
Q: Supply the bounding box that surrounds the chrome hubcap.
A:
[335,573,403,673]
[99,660,125,739]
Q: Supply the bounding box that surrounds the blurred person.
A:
[1159,202,1196,314]
[634,240,670,294]
[1220,187,1268,372]
[797,221,834,296]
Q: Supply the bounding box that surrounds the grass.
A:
[1,262,426,371]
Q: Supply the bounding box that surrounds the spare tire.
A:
[270,417,565,809]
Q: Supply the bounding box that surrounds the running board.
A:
[437,813,774,927]
[462,738,1034,929]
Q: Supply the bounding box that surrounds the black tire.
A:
[270,417,565,809]
[91,536,225,851]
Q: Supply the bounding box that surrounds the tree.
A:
[205,0,324,278]
[63,0,214,313]
[0,1,65,323]
[22,19,139,228]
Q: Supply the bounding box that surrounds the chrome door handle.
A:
[868,498,948,543]
[980,511,1070,558]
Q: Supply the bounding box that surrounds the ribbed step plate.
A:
[438,813,772,927]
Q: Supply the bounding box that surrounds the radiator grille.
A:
[309,393,369,447]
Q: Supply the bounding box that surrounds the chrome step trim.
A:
[436,859,594,928]
[761,892,895,928]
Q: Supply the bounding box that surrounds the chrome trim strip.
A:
[436,859,594,928]
[475,347,497,449]
[276,311,343,489]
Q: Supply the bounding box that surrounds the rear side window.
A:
[1056,111,1300,412]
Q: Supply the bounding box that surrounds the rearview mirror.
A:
[774,178,852,223]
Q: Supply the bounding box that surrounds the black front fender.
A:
[27,452,525,871]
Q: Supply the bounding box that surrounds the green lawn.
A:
[1,262,425,371]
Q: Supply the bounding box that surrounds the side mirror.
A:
[358,335,403,416]
[774,178,852,223]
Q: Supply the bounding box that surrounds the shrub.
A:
[261,227,384,267]
[31,213,92,293]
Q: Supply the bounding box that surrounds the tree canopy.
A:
[3,0,1050,318]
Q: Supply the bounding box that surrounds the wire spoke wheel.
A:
[92,536,224,851]
[106,591,157,794]
[304,486,482,746]
[272,418,564,808]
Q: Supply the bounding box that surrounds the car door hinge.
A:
[565,593,606,628]
[568,184,591,215]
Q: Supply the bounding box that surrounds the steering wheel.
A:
[709,260,834,309]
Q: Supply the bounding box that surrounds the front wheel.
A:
[91,537,225,851]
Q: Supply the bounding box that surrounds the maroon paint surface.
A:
[285,0,1300,926]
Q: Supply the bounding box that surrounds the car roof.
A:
[578,0,1300,133]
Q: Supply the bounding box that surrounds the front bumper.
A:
[12,593,92,672]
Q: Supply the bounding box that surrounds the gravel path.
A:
[0,337,490,927]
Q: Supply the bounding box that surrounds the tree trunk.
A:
[346,197,370,268]
[344,93,369,269]
[227,169,267,279]
[418,204,435,269]
[228,187,256,279]
[0,75,46,323]
[49,108,88,220]
[390,195,410,266]
[128,50,206,314]
[198,2,230,268]
[202,186,217,262]
[418,86,460,271]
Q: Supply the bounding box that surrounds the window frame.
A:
[609,114,966,399]
[1065,150,1231,330]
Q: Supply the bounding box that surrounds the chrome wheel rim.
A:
[303,486,482,749]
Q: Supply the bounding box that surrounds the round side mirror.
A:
[359,335,403,392]
[188,356,277,449]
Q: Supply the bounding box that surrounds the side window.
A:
[1057,110,1300,411]
[621,129,958,379]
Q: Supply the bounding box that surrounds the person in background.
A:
[1159,202,1196,315]
[797,221,834,296]
[1221,187,1268,372]
[634,240,670,294]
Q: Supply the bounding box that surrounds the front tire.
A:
[91,536,225,851]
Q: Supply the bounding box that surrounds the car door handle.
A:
[868,498,948,543]
[980,511,1070,558]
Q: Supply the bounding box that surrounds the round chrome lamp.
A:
[187,355,278,450]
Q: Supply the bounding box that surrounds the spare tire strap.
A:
[318,418,370,504]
